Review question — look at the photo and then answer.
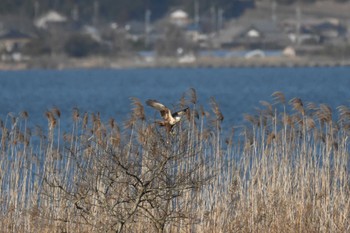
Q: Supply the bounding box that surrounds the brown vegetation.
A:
[0,89,350,232]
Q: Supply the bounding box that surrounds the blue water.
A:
[0,67,349,130]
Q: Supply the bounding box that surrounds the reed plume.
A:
[20,111,29,119]
[45,111,56,130]
[290,97,305,115]
[272,91,286,105]
[51,107,61,118]
[130,97,145,121]
[317,103,332,123]
[72,107,80,122]
[189,87,197,104]
[210,97,224,122]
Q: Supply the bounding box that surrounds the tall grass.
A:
[0,90,349,232]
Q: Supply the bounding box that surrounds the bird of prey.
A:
[146,99,189,132]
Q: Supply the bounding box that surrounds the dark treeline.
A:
[1,0,349,23]
[1,0,253,22]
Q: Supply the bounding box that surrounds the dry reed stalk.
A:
[1,91,350,233]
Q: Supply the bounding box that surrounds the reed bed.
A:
[0,90,349,233]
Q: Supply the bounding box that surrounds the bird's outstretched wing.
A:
[146,99,167,111]
[146,99,171,120]
[172,107,189,117]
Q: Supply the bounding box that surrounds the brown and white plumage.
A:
[146,99,189,131]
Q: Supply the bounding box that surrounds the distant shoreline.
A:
[1,55,349,70]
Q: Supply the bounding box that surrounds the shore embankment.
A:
[1,55,350,70]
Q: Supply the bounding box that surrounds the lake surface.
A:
[0,67,349,130]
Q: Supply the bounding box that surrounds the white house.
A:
[34,11,67,29]
[170,10,189,27]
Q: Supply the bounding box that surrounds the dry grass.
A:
[0,90,350,232]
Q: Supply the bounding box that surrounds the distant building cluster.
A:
[0,3,350,64]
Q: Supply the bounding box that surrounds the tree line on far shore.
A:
[6,0,349,24]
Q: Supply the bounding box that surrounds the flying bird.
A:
[146,99,189,132]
